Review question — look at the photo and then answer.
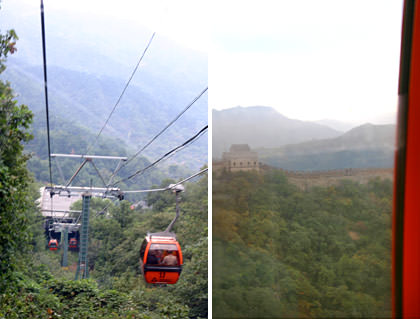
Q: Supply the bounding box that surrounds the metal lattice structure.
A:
[75,194,91,279]
[62,227,69,268]
[46,154,126,280]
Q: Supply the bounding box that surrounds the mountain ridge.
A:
[257,123,396,170]
[212,106,342,158]
[1,4,208,170]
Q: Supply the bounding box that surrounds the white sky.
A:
[51,0,209,52]
[1,0,209,52]
[2,0,404,124]
[209,0,404,124]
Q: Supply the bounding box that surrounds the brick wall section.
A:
[213,161,393,189]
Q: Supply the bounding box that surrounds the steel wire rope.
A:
[40,0,56,223]
[111,125,208,186]
[117,125,207,184]
[123,167,208,194]
[84,32,156,156]
[94,198,118,217]
[119,126,207,186]
[123,167,208,212]
[106,86,208,185]
[40,0,53,188]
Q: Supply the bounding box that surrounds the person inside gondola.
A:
[147,250,159,264]
[156,249,163,262]
[162,251,178,266]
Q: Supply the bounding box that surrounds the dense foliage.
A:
[0,26,36,291]
[1,173,208,318]
[0,19,208,318]
[213,169,392,318]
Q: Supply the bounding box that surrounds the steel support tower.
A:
[62,226,69,268]
[75,193,91,279]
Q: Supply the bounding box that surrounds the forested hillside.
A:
[1,174,208,318]
[0,0,208,171]
[213,170,391,318]
[4,62,208,170]
[0,4,208,318]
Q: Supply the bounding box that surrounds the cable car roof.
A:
[146,231,177,242]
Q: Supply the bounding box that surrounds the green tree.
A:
[0,26,34,291]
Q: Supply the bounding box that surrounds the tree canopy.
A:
[213,169,392,318]
[0,25,35,291]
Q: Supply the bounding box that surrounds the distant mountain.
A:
[313,119,357,132]
[0,4,207,171]
[258,123,396,170]
[5,62,207,168]
[314,114,397,132]
[212,106,341,158]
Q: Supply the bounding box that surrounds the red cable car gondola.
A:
[69,238,78,249]
[393,0,420,317]
[48,239,58,251]
[139,184,184,284]
[139,232,183,284]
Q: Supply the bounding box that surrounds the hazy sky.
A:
[209,0,404,124]
[0,0,208,52]
[2,0,404,124]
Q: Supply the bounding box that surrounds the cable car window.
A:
[149,243,178,251]
[140,240,147,260]
[212,0,403,317]
[147,243,179,266]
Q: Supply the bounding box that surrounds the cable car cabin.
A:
[69,238,78,249]
[48,239,59,251]
[139,232,183,284]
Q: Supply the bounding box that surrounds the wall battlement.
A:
[274,167,393,179]
[263,165,393,189]
[214,161,393,188]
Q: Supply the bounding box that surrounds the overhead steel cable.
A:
[123,167,208,194]
[166,167,208,189]
[84,32,156,155]
[107,86,208,185]
[113,125,207,185]
[40,0,53,188]
[92,168,207,215]
[94,198,118,217]
[112,125,208,186]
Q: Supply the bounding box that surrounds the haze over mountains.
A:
[213,106,342,158]
[258,123,395,170]
[213,106,396,170]
[0,3,207,171]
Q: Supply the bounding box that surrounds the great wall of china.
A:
[213,160,393,189]
[270,166,393,189]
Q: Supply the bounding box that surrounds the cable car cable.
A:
[122,130,205,186]
[40,0,56,220]
[166,167,208,190]
[40,0,53,188]
[112,125,208,185]
[94,198,118,217]
[123,167,208,194]
[107,86,208,185]
[112,125,207,185]
[84,32,156,156]
[131,128,207,182]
